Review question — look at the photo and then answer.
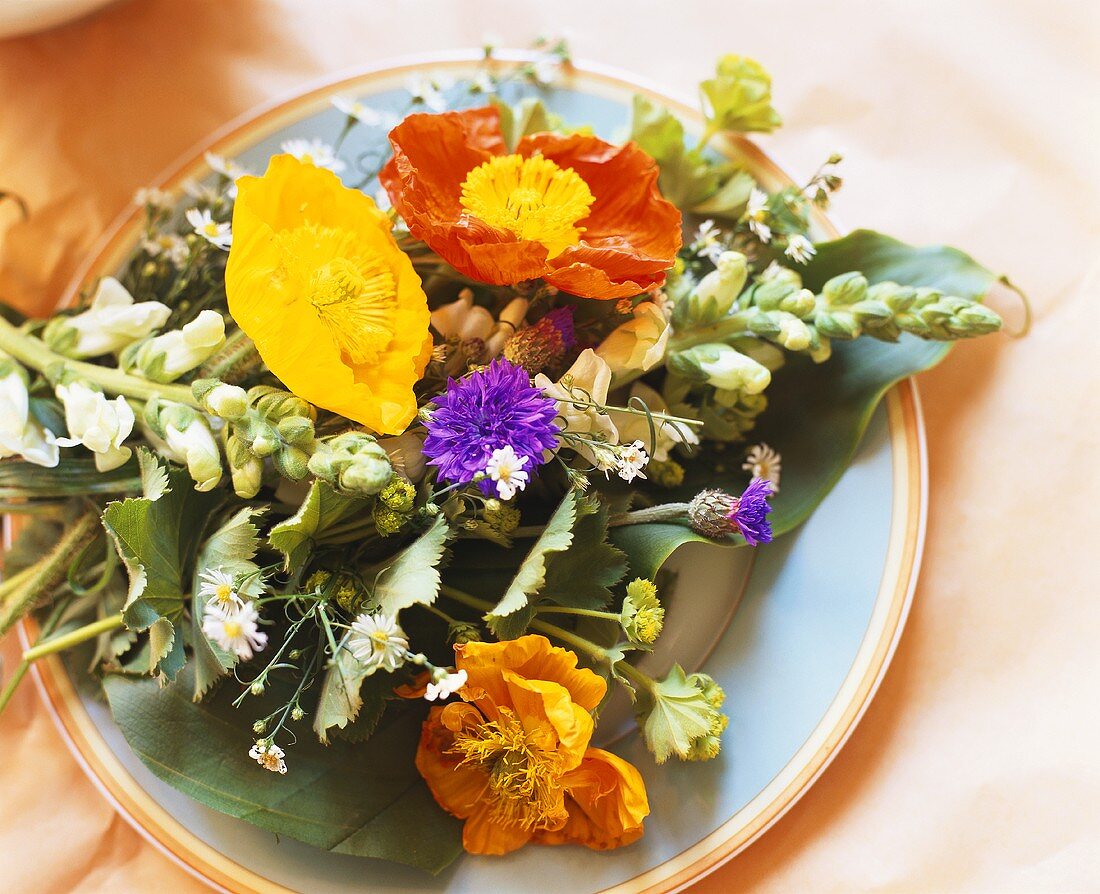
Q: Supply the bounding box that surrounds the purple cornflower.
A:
[422,358,559,492]
[727,477,774,545]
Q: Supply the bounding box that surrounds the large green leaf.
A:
[671,229,998,535]
[268,480,367,571]
[372,516,450,616]
[102,666,462,874]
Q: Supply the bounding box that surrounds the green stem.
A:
[0,512,102,636]
[0,317,199,407]
[667,311,752,353]
[693,123,719,154]
[21,613,123,662]
[0,564,36,600]
[535,605,619,622]
[0,595,72,717]
[512,504,691,538]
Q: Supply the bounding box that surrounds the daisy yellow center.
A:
[450,708,567,831]
[370,630,392,647]
[276,224,398,366]
[459,154,595,258]
[260,753,282,771]
[223,620,242,638]
[214,583,234,603]
[203,222,220,236]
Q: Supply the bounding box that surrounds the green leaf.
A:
[692,169,755,219]
[699,54,782,134]
[486,490,578,638]
[268,480,367,571]
[371,516,450,616]
[672,229,998,536]
[540,498,627,610]
[636,664,715,763]
[610,523,713,582]
[102,667,462,874]
[191,507,266,700]
[148,617,185,681]
[491,96,559,150]
[313,647,391,745]
[630,95,725,209]
[102,458,220,632]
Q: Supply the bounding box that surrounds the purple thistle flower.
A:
[422,358,559,492]
[541,307,576,351]
[727,477,774,546]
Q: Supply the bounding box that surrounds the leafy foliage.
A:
[313,644,392,744]
[268,480,367,571]
[371,516,450,616]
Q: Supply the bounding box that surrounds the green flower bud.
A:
[814,310,861,340]
[670,343,771,394]
[379,477,416,513]
[621,578,664,645]
[273,445,311,481]
[679,251,747,326]
[231,453,264,498]
[776,314,812,351]
[250,681,265,696]
[308,432,393,497]
[290,706,305,721]
[276,415,315,448]
[252,720,267,734]
[821,271,868,308]
[779,288,816,318]
[449,621,482,645]
[193,378,249,420]
[374,504,408,536]
[483,499,521,534]
[250,424,279,457]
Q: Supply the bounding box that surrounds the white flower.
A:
[279,138,345,173]
[132,309,226,382]
[691,343,772,394]
[470,70,496,95]
[609,381,699,463]
[785,233,817,265]
[44,277,171,358]
[134,187,172,210]
[154,410,223,491]
[203,601,267,659]
[348,613,409,674]
[745,188,772,243]
[142,233,189,267]
[534,349,619,468]
[743,443,782,490]
[406,74,449,112]
[595,299,671,377]
[198,568,246,610]
[693,219,726,264]
[484,445,530,500]
[530,53,562,86]
[331,96,398,128]
[777,314,812,351]
[54,381,135,472]
[248,740,287,774]
[0,356,58,468]
[204,152,250,198]
[616,440,649,483]
[425,668,468,702]
[185,207,232,249]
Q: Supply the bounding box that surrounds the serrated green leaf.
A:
[136,447,169,500]
[313,646,391,744]
[486,490,577,637]
[637,664,714,763]
[372,516,450,616]
[103,458,220,631]
[148,617,185,681]
[102,667,462,873]
[268,480,367,571]
[540,498,626,610]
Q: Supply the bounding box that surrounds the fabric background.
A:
[0,1,1096,891]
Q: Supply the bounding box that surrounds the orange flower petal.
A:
[539,747,650,850]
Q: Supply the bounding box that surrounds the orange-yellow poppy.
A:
[415,634,649,855]
[226,155,432,434]
[380,107,682,300]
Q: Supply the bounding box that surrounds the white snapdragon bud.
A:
[776,314,812,351]
[148,404,223,491]
[694,251,748,316]
[195,380,249,420]
[533,349,619,467]
[674,343,771,394]
[43,277,171,358]
[130,310,226,382]
[0,355,58,467]
[54,381,135,472]
[595,300,671,376]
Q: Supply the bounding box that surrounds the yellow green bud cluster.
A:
[482,498,521,534]
[308,431,393,498]
[638,665,730,763]
[621,578,665,645]
[306,569,368,615]
[379,477,416,513]
[685,673,729,761]
[647,459,685,489]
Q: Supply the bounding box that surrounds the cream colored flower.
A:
[745,188,772,243]
[150,409,223,492]
[54,381,135,472]
[186,208,232,249]
[609,381,699,463]
[0,356,58,468]
[198,568,246,610]
[279,138,345,173]
[424,668,467,702]
[43,277,171,358]
[203,601,267,659]
[784,234,816,264]
[348,613,409,674]
[595,299,671,377]
[130,310,225,382]
[248,740,287,774]
[615,440,649,482]
[535,349,619,466]
[742,443,782,490]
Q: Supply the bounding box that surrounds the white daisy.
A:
[142,233,189,267]
[347,613,409,674]
[424,668,468,702]
[742,443,782,490]
[616,440,650,483]
[470,70,496,95]
[185,207,232,250]
[198,567,246,610]
[331,96,398,128]
[784,234,817,265]
[248,740,287,774]
[745,188,772,243]
[530,53,562,86]
[279,138,345,173]
[693,219,726,264]
[405,74,449,112]
[134,187,172,210]
[484,445,530,500]
[204,152,249,197]
[202,601,267,659]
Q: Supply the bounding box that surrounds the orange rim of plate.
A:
[16,50,928,894]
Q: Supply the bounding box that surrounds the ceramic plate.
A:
[21,51,926,894]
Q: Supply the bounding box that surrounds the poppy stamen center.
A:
[460,154,595,258]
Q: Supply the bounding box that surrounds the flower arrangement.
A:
[0,46,1012,873]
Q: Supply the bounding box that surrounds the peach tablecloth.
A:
[1,1,1097,891]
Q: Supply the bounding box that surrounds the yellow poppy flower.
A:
[226,154,432,433]
[416,634,649,855]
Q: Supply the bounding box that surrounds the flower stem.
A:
[0,316,200,407]
[0,595,71,717]
[667,310,752,352]
[21,612,123,663]
[511,504,691,539]
[534,605,619,622]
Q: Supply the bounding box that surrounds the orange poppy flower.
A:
[415,634,649,855]
[380,107,682,300]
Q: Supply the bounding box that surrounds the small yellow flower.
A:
[226,155,432,434]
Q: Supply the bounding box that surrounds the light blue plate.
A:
[31,53,925,894]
